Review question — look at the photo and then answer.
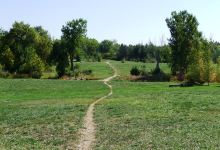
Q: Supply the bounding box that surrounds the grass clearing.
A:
[109,60,170,79]
[79,61,113,80]
[95,81,220,149]
[0,79,109,149]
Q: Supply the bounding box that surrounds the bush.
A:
[31,71,42,79]
[130,66,140,76]
[0,64,2,72]
[121,58,125,63]
[19,54,45,79]
[216,57,220,82]
[130,65,170,81]
[65,64,81,78]
[186,54,215,85]
[82,69,93,75]
[186,59,205,84]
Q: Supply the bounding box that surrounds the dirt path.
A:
[77,62,117,150]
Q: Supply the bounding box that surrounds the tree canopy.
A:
[61,19,87,71]
[166,10,202,76]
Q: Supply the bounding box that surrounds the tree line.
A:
[1,10,220,81]
[0,20,173,78]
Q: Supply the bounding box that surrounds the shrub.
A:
[121,58,125,63]
[19,52,45,79]
[130,66,140,76]
[186,57,205,84]
[82,69,93,75]
[186,53,215,85]
[216,57,220,82]
[65,64,81,78]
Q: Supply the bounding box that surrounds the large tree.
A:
[61,19,87,71]
[166,10,202,78]
[0,22,52,78]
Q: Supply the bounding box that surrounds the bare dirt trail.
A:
[77,62,117,150]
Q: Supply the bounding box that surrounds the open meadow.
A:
[0,79,109,149]
[0,61,220,149]
[95,81,220,149]
[1,2,220,149]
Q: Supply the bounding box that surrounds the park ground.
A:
[0,61,220,149]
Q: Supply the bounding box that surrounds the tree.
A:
[0,22,51,78]
[34,26,53,65]
[61,19,87,71]
[50,40,69,77]
[166,10,202,79]
[0,47,14,72]
[82,38,99,61]
[98,40,119,59]
[186,40,215,85]
[202,40,215,85]
[117,44,128,61]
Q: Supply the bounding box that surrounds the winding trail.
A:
[77,62,117,150]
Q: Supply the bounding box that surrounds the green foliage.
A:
[187,54,205,84]
[130,65,170,81]
[98,40,119,59]
[66,63,81,77]
[19,47,45,78]
[61,19,87,71]
[81,38,100,61]
[166,10,202,75]
[216,57,220,82]
[34,26,53,64]
[0,22,52,78]
[82,69,92,75]
[116,43,171,63]
[186,40,215,84]
[130,66,141,76]
[50,40,69,77]
[0,47,15,71]
[210,42,220,63]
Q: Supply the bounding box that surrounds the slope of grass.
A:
[0,79,109,149]
[109,60,170,79]
[95,81,220,149]
[79,61,113,80]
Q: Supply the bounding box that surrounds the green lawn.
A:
[79,61,113,80]
[41,61,113,80]
[0,79,109,149]
[109,60,170,79]
[95,81,220,149]
[1,61,220,149]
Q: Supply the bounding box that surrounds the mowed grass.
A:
[109,60,170,79]
[79,61,113,79]
[95,81,220,149]
[0,79,109,149]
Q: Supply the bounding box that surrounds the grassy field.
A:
[1,61,220,149]
[0,79,109,149]
[79,61,113,80]
[95,81,220,149]
[109,60,170,79]
[41,61,113,80]
[42,60,169,80]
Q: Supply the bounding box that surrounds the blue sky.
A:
[0,0,220,45]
